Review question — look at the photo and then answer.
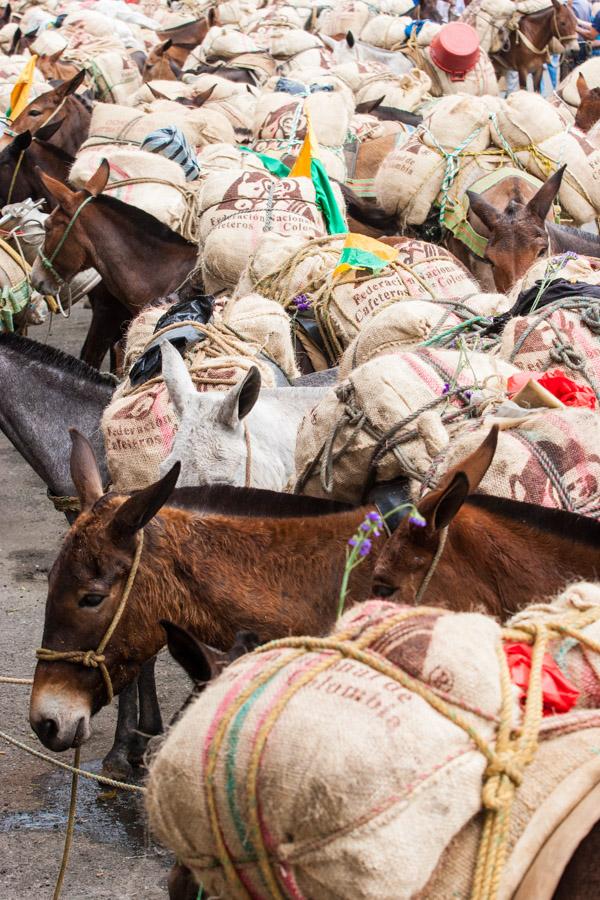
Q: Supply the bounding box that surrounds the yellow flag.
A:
[334,232,399,276]
[9,55,38,121]
[290,108,320,179]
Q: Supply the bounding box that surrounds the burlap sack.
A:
[339,291,512,377]
[295,348,518,502]
[202,25,263,59]
[374,132,444,225]
[253,79,354,147]
[138,99,236,146]
[250,24,322,59]
[127,80,196,106]
[531,128,600,224]
[318,0,372,37]
[512,252,600,297]
[198,170,346,292]
[86,50,143,105]
[430,409,600,517]
[423,93,496,153]
[422,45,499,97]
[70,147,190,233]
[197,142,268,179]
[103,296,297,489]
[177,74,259,134]
[498,303,600,397]
[359,15,413,49]
[460,0,516,53]
[355,68,432,113]
[146,601,507,899]
[84,101,234,149]
[490,91,566,150]
[217,0,260,26]
[560,57,600,109]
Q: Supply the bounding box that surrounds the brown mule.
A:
[145,9,217,80]
[491,0,578,90]
[371,426,600,617]
[451,165,566,292]
[6,70,91,157]
[0,121,73,207]
[29,431,379,752]
[574,72,600,132]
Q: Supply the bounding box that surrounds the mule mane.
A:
[0,332,116,386]
[466,494,600,546]
[93,194,195,246]
[33,139,74,164]
[168,483,354,519]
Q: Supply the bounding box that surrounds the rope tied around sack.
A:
[202,603,600,900]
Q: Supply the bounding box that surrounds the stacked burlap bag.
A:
[235,233,480,365]
[69,149,193,237]
[358,15,414,49]
[374,94,498,226]
[178,74,259,136]
[338,291,512,377]
[318,0,417,37]
[498,304,600,401]
[460,0,516,54]
[102,293,298,490]
[197,170,347,293]
[252,73,354,148]
[355,68,431,113]
[428,408,600,517]
[295,347,518,502]
[147,589,600,899]
[489,91,600,224]
[82,101,234,150]
[201,25,264,60]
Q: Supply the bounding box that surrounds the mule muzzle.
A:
[29,685,92,751]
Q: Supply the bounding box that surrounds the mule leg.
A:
[518,67,529,89]
[168,863,198,900]
[101,680,138,777]
[128,656,163,766]
[532,63,544,93]
[81,285,130,371]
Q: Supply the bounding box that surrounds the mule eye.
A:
[372,583,395,598]
[537,247,547,258]
[28,110,42,117]
[79,593,105,608]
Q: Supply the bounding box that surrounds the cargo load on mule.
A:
[146,583,600,900]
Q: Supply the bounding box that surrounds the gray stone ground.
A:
[0,306,188,899]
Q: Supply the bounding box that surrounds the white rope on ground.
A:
[0,729,145,793]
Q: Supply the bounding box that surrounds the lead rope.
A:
[38,194,95,288]
[34,531,144,898]
[6,150,24,205]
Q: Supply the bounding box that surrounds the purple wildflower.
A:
[409,512,427,528]
[348,537,358,548]
[359,539,372,557]
[367,511,383,525]
[292,293,311,311]
[442,383,450,395]
[464,390,472,400]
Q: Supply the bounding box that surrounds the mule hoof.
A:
[101,750,135,780]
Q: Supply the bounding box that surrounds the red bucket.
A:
[430,22,480,81]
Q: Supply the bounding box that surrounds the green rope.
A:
[422,124,485,228]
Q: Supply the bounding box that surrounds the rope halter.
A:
[36,531,144,705]
[37,193,94,288]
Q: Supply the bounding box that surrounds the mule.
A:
[142,39,183,81]
[0,122,72,207]
[160,342,327,490]
[490,0,578,90]
[453,166,565,292]
[7,70,91,157]
[371,427,600,616]
[29,430,382,752]
[574,72,600,132]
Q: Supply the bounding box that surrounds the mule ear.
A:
[47,48,64,64]
[161,341,194,418]
[216,366,261,426]
[37,167,78,208]
[346,30,355,47]
[417,426,499,532]
[161,620,221,683]
[34,117,64,142]
[192,83,216,107]
[84,158,109,196]
[2,4,11,25]
[69,428,104,511]
[207,6,217,27]
[550,0,561,9]
[8,25,20,55]
[160,38,172,54]
[148,83,169,100]
[111,462,180,539]
[577,72,590,103]
[9,129,32,154]
[59,69,86,96]
[466,190,501,232]
[526,165,565,222]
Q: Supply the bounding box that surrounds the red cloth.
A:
[507,369,596,410]
[504,642,580,716]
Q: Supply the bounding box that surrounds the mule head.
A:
[160,341,262,487]
[370,426,498,604]
[466,166,565,292]
[552,0,579,52]
[29,159,109,293]
[574,73,600,131]
[29,430,181,751]
[11,70,85,137]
